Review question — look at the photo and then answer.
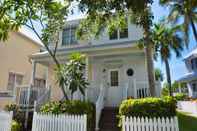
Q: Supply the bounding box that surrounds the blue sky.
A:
[22,0,196,82]
[152,0,196,82]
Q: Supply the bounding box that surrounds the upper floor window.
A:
[62,27,78,46]
[7,72,23,90]
[191,58,197,70]
[109,27,128,40]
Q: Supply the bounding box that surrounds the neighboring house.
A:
[30,19,161,107]
[177,48,197,98]
[0,31,47,109]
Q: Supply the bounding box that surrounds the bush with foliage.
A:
[11,120,21,131]
[174,93,187,101]
[4,104,25,124]
[119,97,176,118]
[40,100,95,131]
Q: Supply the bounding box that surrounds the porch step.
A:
[99,107,120,131]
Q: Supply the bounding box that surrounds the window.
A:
[191,58,197,70]
[34,78,46,88]
[7,72,23,90]
[120,28,128,38]
[109,27,128,40]
[192,83,197,92]
[110,70,119,87]
[62,27,77,46]
[109,18,128,40]
[109,30,118,40]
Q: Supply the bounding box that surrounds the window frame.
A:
[62,26,78,46]
[7,72,24,90]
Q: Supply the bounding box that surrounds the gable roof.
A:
[183,47,197,60]
[16,30,43,47]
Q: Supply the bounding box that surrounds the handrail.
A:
[95,83,105,131]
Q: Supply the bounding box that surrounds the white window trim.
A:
[62,25,78,46]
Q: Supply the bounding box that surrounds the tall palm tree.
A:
[160,0,197,43]
[153,23,184,96]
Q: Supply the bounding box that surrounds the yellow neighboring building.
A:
[0,31,47,109]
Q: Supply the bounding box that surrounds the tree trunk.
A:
[164,58,172,96]
[145,43,156,96]
[190,18,197,43]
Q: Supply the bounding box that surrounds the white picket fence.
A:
[122,116,179,131]
[32,112,87,131]
[0,111,13,131]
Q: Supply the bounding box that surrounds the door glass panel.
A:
[110,70,119,87]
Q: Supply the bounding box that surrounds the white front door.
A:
[105,69,123,107]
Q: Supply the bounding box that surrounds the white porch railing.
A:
[32,112,87,131]
[122,116,179,131]
[95,83,106,131]
[0,111,13,131]
[15,85,50,108]
[134,80,150,98]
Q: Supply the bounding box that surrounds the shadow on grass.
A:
[177,111,197,131]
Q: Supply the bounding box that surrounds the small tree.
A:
[56,53,89,100]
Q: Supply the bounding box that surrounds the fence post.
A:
[122,116,125,131]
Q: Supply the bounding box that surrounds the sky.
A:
[21,0,196,82]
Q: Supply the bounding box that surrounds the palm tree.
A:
[153,23,184,96]
[160,0,197,43]
[154,68,164,81]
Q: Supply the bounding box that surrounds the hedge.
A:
[119,96,177,118]
[40,100,95,131]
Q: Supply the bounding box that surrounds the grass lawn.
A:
[177,111,197,131]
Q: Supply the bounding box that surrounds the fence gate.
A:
[32,112,87,131]
[122,116,179,131]
[0,111,13,131]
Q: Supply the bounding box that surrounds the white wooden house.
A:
[177,48,197,98]
[30,19,161,105]
[29,18,161,130]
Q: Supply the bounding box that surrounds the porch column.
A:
[85,56,89,100]
[133,79,137,98]
[30,60,37,86]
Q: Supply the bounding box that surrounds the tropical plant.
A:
[153,23,184,96]
[160,0,197,43]
[0,0,71,97]
[75,0,156,96]
[55,53,89,99]
[154,68,164,81]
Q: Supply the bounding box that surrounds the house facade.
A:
[0,31,47,109]
[177,48,197,98]
[30,19,161,107]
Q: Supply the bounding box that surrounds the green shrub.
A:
[174,93,187,101]
[119,97,176,118]
[11,120,21,131]
[40,100,95,131]
[4,104,25,124]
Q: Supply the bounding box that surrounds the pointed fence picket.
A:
[32,112,87,131]
[0,111,13,131]
[122,116,179,131]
